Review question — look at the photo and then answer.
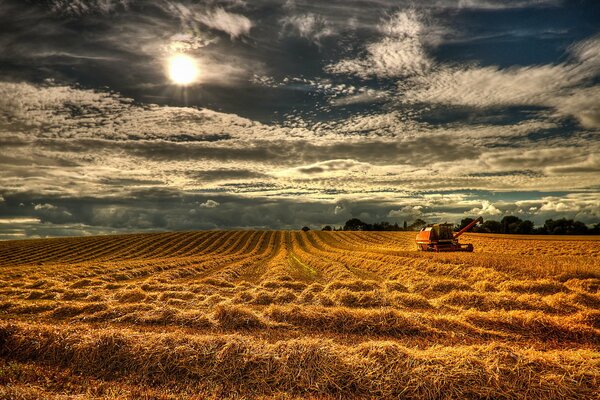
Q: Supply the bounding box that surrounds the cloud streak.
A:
[400,35,600,128]
[197,8,253,39]
[326,10,433,78]
[280,13,335,44]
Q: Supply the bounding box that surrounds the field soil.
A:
[0,231,599,399]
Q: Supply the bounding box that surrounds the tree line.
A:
[457,216,600,235]
[304,216,600,235]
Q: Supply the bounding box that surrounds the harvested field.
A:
[0,231,599,399]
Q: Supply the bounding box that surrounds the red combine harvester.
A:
[416,217,483,252]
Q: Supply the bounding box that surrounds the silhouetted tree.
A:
[501,216,522,234]
[338,217,598,234]
[321,225,332,231]
[344,218,368,231]
[408,219,427,231]
[342,219,407,231]
[543,218,588,235]
[372,221,392,231]
[301,226,310,232]
[515,220,534,234]
[477,220,503,233]
[456,218,475,232]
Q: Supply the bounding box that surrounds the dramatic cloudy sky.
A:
[0,0,599,238]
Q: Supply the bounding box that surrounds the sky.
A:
[0,0,599,239]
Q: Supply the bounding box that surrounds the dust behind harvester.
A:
[416,217,483,252]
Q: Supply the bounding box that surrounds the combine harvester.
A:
[416,217,483,252]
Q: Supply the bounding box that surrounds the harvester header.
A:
[416,217,483,252]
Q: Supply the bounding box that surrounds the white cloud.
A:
[516,193,600,220]
[546,153,600,174]
[163,3,241,41]
[34,203,58,211]
[479,147,587,170]
[541,194,600,214]
[401,35,600,128]
[280,14,334,44]
[197,8,253,39]
[470,200,502,216]
[388,205,423,218]
[539,201,581,213]
[326,10,432,78]
[0,82,300,141]
[404,64,567,107]
[0,217,40,224]
[551,86,600,129]
[330,89,389,106]
[167,33,216,52]
[199,199,220,208]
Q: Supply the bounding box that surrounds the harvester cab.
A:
[416,217,483,252]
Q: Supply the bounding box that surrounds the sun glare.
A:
[167,54,198,85]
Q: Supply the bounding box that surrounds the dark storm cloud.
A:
[1,191,338,233]
[3,187,597,240]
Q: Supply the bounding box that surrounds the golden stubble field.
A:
[0,231,599,399]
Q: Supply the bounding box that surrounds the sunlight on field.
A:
[0,231,599,399]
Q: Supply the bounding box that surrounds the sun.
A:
[167,54,198,85]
